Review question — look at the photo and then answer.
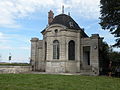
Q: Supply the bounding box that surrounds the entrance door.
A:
[83,46,90,66]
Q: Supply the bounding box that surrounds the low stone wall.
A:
[0,66,32,74]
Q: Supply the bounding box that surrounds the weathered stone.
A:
[30,12,103,75]
[0,66,31,74]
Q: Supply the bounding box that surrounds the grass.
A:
[0,74,119,90]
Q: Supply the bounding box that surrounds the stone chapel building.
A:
[30,10,103,75]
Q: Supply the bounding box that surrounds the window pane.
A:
[53,40,59,59]
[57,44,59,59]
[68,40,75,60]
[45,42,47,60]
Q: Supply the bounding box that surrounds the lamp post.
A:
[9,53,12,63]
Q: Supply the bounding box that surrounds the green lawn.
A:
[0,74,119,90]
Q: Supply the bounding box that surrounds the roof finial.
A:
[62,5,64,14]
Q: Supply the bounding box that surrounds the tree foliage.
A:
[100,0,120,47]
[101,42,120,62]
[109,51,120,62]
[100,42,110,69]
[100,42,120,75]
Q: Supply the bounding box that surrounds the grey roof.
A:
[41,14,88,37]
[50,14,81,30]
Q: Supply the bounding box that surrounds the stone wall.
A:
[31,38,45,71]
[44,25,81,73]
[0,66,32,74]
[81,34,101,75]
[30,23,103,75]
[46,61,78,73]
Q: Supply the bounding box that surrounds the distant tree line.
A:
[0,63,30,66]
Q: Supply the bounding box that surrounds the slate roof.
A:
[50,14,81,30]
[41,14,88,37]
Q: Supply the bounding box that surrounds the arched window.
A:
[45,42,47,60]
[68,40,75,60]
[53,40,59,59]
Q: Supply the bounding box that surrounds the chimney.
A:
[48,10,54,25]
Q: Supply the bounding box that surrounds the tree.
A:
[109,51,120,62]
[100,42,120,75]
[99,42,110,75]
[99,0,120,47]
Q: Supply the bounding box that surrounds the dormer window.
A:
[55,29,58,37]
[69,22,74,27]
[55,29,58,33]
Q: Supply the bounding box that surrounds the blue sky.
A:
[0,0,119,63]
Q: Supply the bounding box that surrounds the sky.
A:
[0,0,119,63]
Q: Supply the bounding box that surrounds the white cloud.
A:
[0,32,15,43]
[0,45,12,50]
[0,45,30,50]
[56,0,100,19]
[0,0,100,28]
[0,32,30,50]
[0,1,20,28]
[0,32,9,42]
[0,32,3,37]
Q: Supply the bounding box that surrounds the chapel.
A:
[30,10,103,75]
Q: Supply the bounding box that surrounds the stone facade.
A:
[30,11,103,75]
[0,66,31,74]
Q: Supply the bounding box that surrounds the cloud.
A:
[0,45,30,50]
[0,0,100,28]
[0,45,12,50]
[0,32,16,43]
[0,32,30,50]
[56,0,100,19]
[0,32,3,37]
[0,32,9,42]
[0,1,21,28]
